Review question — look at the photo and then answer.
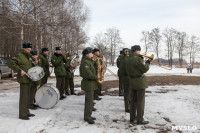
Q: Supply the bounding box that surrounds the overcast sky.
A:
[84,0,200,58]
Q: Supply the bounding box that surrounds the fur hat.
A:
[56,47,62,50]
[93,48,100,54]
[22,42,32,48]
[30,50,38,55]
[82,47,93,56]
[42,47,48,52]
[131,45,141,52]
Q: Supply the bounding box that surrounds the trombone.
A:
[140,54,172,70]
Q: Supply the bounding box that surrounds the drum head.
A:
[28,66,44,81]
[35,84,60,109]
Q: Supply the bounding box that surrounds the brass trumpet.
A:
[140,54,154,61]
[140,54,172,70]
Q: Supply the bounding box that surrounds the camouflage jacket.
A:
[80,56,98,92]
[126,53,149,90]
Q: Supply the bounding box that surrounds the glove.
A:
[139,55,144,59]
[146,60,150,64]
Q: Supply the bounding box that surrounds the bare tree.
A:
[187,35,200,64]
[174,31,188,67]
[162,28,176,67]
[90,33,109,59]
[140,31,151,55]
[149,28,162,63]
[105,27,123,66]
[0,0,89,58]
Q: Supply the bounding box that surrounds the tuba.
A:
[69,54,80,73]
[93,55,107,84]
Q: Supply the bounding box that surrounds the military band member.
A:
[39,48,50,86]
[8,43,35,120]
[51,47,68,100]
[120,48,130,113]
[80,47,99,124]
[29,50,40,110]
[126,45,150,125]
[93,48,102,101]
[65,53,76,95]
[117,50,124,96]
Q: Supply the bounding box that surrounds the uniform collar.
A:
[54,53,62,57]
[131,52,139,56]
[41,52,47,57]
[20,49,31,58]
[83,56,92,61]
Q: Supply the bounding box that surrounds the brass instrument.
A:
[140,54,172,70]
[93,55,107,84]
[69,54,80,73]
[140,54,154,61]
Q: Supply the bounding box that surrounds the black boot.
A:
[33,104,39,108]
[60,95,66,100]
[65,92,70,96]
[130,118,136,123]
[91,117,96,120]
[137,121,149,125]
[27,113,35,117]
[92,108,97,111]
[71,91,77,95]
[95,97,102,101]
[29,105,37,110]
[84,119,95,124]
[99,93,104,96]
[19,116,30,120]
[125,109,130,113]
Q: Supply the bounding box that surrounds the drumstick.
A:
[50,67,54,76]
[20,68,30,78]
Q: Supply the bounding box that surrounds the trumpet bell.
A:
[140,54,172,70]
[149,54,154,60]
[141,54,154,60]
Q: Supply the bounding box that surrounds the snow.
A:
[1,65,200,132]
[0,85,200,133]
[50,65,200,84]
[51,65,200,77]
[107,88,118,92]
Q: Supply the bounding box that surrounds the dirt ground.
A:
[102,75,200,96]
[0,75,200,95]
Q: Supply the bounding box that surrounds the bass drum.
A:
[35,83,60,109]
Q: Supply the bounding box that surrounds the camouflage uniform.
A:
[126,52,149,123]
[80,55,98,122]
[8,49,33,118]
[51,53,68,98]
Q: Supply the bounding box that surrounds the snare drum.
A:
[35,83,60,109]
[27,66,44,81]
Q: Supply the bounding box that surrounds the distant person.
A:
[39,48,50,86]
[187,64,190,73]
[65,53,76,95]
[51,47,68,100]
[189,64,193,73]
[116,50,124,96]
[29,50,40,110]
[187,64,193,73]
[119,48,130,113]
[93,48,103,100]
